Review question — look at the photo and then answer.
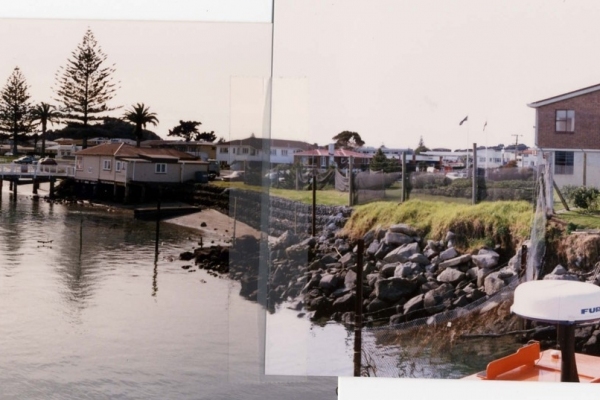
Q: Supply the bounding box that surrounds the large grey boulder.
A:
[319,273,342,291]
[394,263,413,278]
[543,265,580,281]
[437,268,466,284]
[339,252,356,268]
[471,251,499,269]
[409,253,430,265]
[366,240,380,256]
[273,230,298,250]
[483,271,505,295]
[383,242,421,263]
[389,223,417,237]
[344,269,357,289]
[380,263,399,278]
[285,243,310,260]
[438,254,471,270]
[332,292,355,312]
[384,231,413,246]
[366,297,389,313]
[403,294,425,314]
[438,247,459,262]
[375,277,417,303]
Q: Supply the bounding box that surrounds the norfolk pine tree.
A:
[54,28,119,148]
[0,67,34,155]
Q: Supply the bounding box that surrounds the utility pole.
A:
[511,134,523,163]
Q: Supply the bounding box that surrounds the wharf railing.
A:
[0,163,76,179]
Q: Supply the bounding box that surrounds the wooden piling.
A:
[354,239,365,377]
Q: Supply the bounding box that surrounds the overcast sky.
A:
[2,0,600,152]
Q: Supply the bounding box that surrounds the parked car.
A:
[39,157,57,165]
[222,171,245,182]
[13,156,35,164]
[4,151,13,156]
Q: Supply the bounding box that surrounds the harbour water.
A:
[0,187,338,399]
[0,184,518,398]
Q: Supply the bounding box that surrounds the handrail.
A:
[0,163,75,178]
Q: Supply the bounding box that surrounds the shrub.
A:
[568,186,600,211]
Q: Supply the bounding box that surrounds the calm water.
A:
[0,187,337,399]
[0,185,518,399]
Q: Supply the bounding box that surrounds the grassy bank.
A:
[341,199,533,252]
[210,181,349,206]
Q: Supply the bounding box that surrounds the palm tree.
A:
[123,103,159,147]
[31,102,60,156]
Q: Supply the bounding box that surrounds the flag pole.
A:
[467,118,470,177]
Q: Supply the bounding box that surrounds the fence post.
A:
[312,169,316,236]
[472,143,477,205]
[348,156,354,206]
[401,152,406,202]
[353,239,364,377]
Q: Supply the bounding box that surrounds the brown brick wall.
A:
[536,90,600,149]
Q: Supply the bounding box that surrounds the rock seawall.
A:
[192,185,352,237]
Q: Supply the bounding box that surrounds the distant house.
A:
[528,83,600,187]
[215,135,315,168]
[74,143,208,202]
[141,139,217,161]
[293,148,371,169]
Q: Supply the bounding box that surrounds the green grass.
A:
[341,199,533,252]
[550,186,600,229]
[210,181,350,206]
[555,210,600,230]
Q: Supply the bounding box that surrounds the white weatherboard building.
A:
[215,136,314,168]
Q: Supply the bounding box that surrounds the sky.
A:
[2,1,600,152]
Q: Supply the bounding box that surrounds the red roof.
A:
[75,143,199,160]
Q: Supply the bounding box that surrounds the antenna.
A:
[511,134,523,161]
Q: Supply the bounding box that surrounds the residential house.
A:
[355,145,412,159]
[215,135,315,168]
[293,148,371,170]
[74,143,208,202]
[528,84,600,187]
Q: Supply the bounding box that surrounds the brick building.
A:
[528,83,600,188]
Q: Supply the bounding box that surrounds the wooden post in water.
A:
[33,179,38,195]
[232,196,237,246]
[353,239,364,377]
[79,218,83,260]
[154,188,161,263]
[49,178,55,200]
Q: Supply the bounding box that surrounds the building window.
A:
[281,149,288,156]
[556,110,575,132]
[232,148,236,154]
[76,158,83,170]
[242,148,249,154]
[555,151,574,175]
[116,161,122,172]
[250,148,256,156]
[219,147,228,154]
[122,162,127,171]
[270,149,276,155]
[103,159,111,170]
[155,163,167,174]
